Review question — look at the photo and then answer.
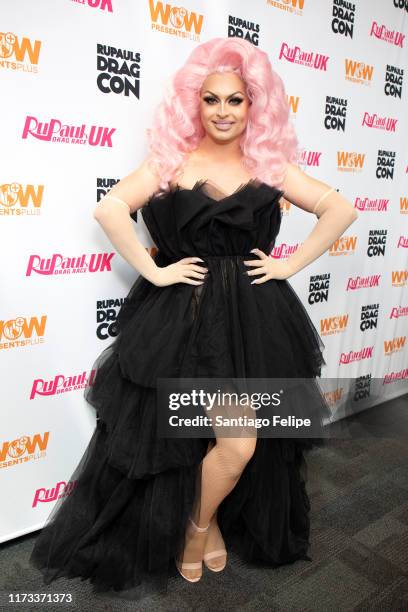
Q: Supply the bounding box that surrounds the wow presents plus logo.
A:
[30,369,96,399]
[0,31,41,72]
[392,270,408,287]
[97,44,141,98]
[384,336,406,356]
[370,21,405,47]
[0,315,46,350]
[71,0,113,11]
[330,233,357,256]
[345,59,373,85]
[96,298,125,339]
[287,94,300,117]
[320,312,349,336]
[355,196,389,212]
[400,197,408,214]
[0,182,44,216]
[149,1,204,41]
[228,15,260,45]
[324,96,347,132]
[22,116,116,147]
[267,0,305,17]
[331,0,356,38]
[337,151,365,173]
[385,64,404,98]
[376,150,396,179]
[360,303,379,331]
[0,432,48,469]
[279,43,329,71]
[367,230,387,257]
[362,113,397,133]
[25,252,115,276]
[32,479,77,508]
[308,273,331,306]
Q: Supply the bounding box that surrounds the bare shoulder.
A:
[102,156,162,214]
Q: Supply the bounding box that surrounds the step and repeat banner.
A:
[1,0,407,541]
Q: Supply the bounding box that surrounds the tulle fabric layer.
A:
[30,255,328,600]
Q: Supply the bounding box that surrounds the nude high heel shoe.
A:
[175,517,210,583]
[203,514,227,572]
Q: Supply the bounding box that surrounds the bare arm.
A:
[93,158,207,286]
[281,163,358,277]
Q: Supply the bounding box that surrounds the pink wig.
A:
[145,37,298,192]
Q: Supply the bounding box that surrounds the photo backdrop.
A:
[1,0,407,541]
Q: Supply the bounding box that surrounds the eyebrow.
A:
[202,90,244,97]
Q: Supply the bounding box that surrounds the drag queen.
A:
[30,37,358,598]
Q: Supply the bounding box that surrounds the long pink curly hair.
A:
[145,37,298,192]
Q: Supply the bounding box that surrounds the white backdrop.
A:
[1,0,407,542]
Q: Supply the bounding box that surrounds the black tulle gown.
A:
[29,178,329,601]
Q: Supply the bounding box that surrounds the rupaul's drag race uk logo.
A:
[0,182,44,216]
[296,150,322,167]
[32,479,77,508]
[362,113,398,133]
[355,196,389,212]
[346,275,381,291]
[25,252,115,276]
[71,0,113,11]
[0,31,41,72]
[339,345,374,365]
[0,315,46,350]
[279,43,329,71]
[370,21,405,47]
[22,116,116,147]
[30,370,96,399]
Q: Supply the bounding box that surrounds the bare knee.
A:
[215,438,257,478]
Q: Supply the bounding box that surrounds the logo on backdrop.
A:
[97,179,120,202]
[345,59,374,85]
[376,150,396,179]
[22,116,116,147]
[287,94,300,117]
[297,150,321,167]
[0,31,41,72]
[267,0,305,16]
[329,233,357,256]
[0,182,44,216]
[367,230,387,257]
[384,367,408,384]
[360,303,379,331]
[279,43,329,71]
[324,96,347,131]
[370,21,405,47]
[96,298,125,339]
[337,151,365,172]
[385,64,404,98]
[384,336,406,356]
[30,370,96,400]
[393,0,408,13]
[97,44,141,98]
[32,479,77,508]
[227,16,260,45]
[308,273,331,305]
[331,0,355,38]
[272,242,299,260]
[392,270,408,287]
[71,0,113,12]
[355,196,389,212]
[397,235,408,248]
[352,375,371,402]
[362,113,397,133]
[390,305,408,319]
[0,315,46,350]
[339,345,374,365]
[149,2,204,39]
[320,312,349,336]
[25,253,115,276]
[0,433,48,469]
[346,274,381,291]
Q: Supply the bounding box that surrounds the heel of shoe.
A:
[175,517,210,583]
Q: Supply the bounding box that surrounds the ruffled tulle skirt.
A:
[30,252,330,601]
